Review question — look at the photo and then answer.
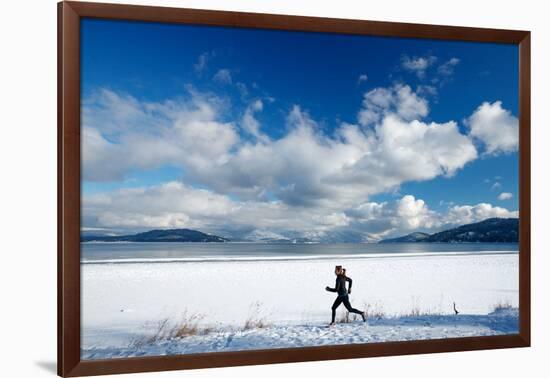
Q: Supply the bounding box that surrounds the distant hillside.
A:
[241,229,314,244]
[379,232,430,243]
[426,218,519,243]
[259,237,316,244]
[380,218,519,243]
[81,229,229,243]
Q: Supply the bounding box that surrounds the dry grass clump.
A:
[404,296,442,317]
[243,301,270,330]
[171,312,206,338]
[336,310,351,323]
[408,306,440,317]
[129,311,209,348]
[363,301,385,319]
[492,301,513,312]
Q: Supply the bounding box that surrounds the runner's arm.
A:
[346,276,353,293]
[325,278,340,292]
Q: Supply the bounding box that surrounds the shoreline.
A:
[81,249,518,265]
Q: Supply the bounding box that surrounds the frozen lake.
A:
[81,242,519,357]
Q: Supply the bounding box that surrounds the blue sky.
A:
[80,18,519,240]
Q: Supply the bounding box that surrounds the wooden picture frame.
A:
[58,1,531,376]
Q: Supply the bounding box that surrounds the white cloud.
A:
[194,52,213,74]
[373,115,478,178]
[416,85,438,97]
[491,182,502,190]
[395,195,438,230]
[81,88,239,181]
[395,85,430,121]
[213,68,232,84]
[82,86,478,211]
[349,195,517,238]
[401,55,437,79]
[498,192,513,200]
[241,99,267,142]
[401,55,459,85]
[466,101,519,154]
[81,25,527,243]
[199,105,477,209]
[82,84,522,240]
[437,57,460,76]
[83,185,517,241]
[445,203,518,225]
[235,82,249,100]
[82,181,352,236]
[358,84,429,126]
[83,181,236,230]
[357,87,392,126]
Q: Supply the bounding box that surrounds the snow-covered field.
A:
[82,308,518,360]
[81,249,518,359]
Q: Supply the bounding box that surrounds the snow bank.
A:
[81,251,518,357]
[82,309,519,359]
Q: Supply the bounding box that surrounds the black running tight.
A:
[331,295,363,322]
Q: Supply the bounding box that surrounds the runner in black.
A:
[325,265,366,325]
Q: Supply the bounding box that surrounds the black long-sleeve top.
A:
[327,275,352,296]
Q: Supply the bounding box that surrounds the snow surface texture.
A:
[82,308,518,359]
[81,252,518,358]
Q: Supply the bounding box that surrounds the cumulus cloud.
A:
[83,185,517,241]
[401,55,437,79]
[498,192,513,200]
[235,82,249,100]
[81,84,518,238]
[466,101,519,154]
[83,181,236,230]
[82,181,352,236]
[437,57,460,76]
[357,74,368,84]
[358,84,429,126]
[444,203,518,225]
[199,104,477,208]
[416,85,438,97]
[352,195,516,233]
[82,85,479,208]
[394,195,438,229]
[213,68,232,84]
[194,52,214,74]
[241,99,267,141]
[400,55,459,86]
[349,195,517,239]
[81,88,239,181]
